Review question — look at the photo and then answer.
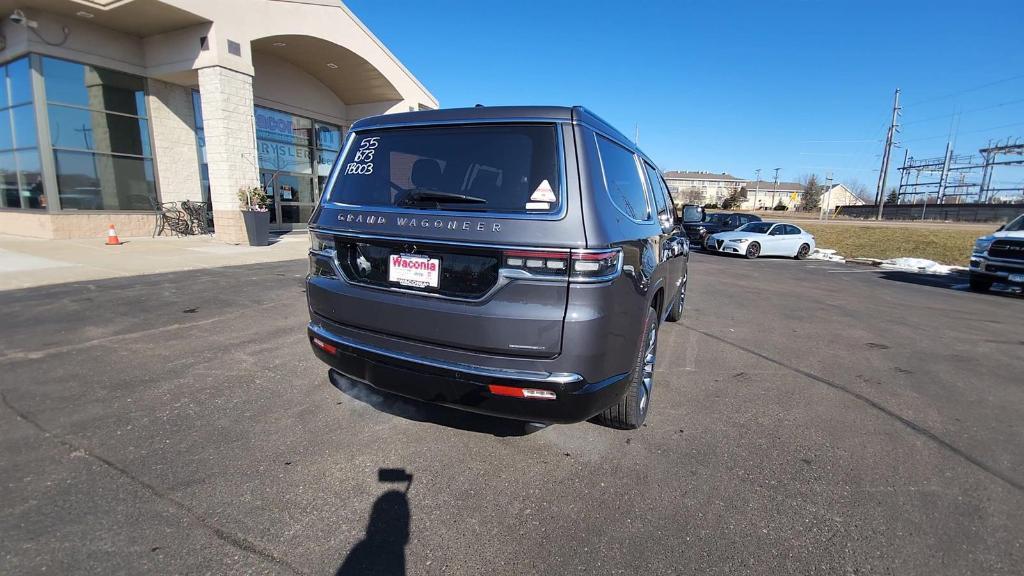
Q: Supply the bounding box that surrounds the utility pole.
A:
[896,148,909,205]
[822,172,833,221]
[634,123,639,146]
[772,167,780,208]
[754,168,761,208]
[937,140,953,204]
[875,88,901,220]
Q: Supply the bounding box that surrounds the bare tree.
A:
[845,178,873,204]
[683,186,704,205]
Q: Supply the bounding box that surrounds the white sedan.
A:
[704,221,816,259]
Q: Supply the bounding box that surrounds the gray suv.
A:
[306,106,690,429]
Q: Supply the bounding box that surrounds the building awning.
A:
[0,0,210,37]
[252,35,401,104]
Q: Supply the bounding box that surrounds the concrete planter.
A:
[241,210,270,246]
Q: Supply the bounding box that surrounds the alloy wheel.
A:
[640,323,657,414]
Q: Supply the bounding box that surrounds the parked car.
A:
[969,212,1024,291]
[306,106,692,429]
[705,221,815,259]
[683,211,762,245]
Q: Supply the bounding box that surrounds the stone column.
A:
[147,79,202,206]
[198,66,260,244]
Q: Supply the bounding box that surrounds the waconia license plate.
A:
[1008,273,1024,283]
[389,253,440,288]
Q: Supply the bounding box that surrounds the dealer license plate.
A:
[1008,273,1024,283]
[388,253,440,288]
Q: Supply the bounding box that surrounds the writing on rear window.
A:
[346,137,378,175]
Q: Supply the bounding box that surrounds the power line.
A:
[902,97,1024,126]
[799,138,880,144]
[900,120,1024,144]
[903,73,1024,106]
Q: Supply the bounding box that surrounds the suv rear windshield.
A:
[328,124,561,214]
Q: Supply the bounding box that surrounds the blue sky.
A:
[347,0,1024,194]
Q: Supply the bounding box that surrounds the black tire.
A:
[969,273,994,292]
[744,242,761,259]
[597,306,658,430]
[666,274,686,322]
[795,243,811,260]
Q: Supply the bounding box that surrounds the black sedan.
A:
[683,212,762,245]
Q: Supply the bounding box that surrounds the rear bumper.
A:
[308,322,630,424]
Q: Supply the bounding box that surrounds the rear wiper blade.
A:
[405,189,487,204]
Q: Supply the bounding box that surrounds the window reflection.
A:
[48,104,150,156]
[54,150,154,211]
[42,57,146,117]
[41,57,155,211]
[0,56,44,209]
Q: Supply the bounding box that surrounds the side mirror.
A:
[679,204,705,224]
[996,225,1005,232]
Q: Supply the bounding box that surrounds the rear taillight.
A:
[569,249,621,281]
[309,231,335,253]
[502,250,569,276]
[500,248,621,282]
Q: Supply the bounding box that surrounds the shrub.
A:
[238,186,269,211]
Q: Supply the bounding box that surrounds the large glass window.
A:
[42,56,154,211]
[253,105,340,226]
[595,135,649,221]
[0,57,44,209]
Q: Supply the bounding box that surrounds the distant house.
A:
[819,184,866,212]
[740,180,805,210]
[663,171,745,206]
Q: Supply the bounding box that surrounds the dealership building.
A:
[0,0,436,241]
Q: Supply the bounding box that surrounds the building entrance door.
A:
[262,170,317,230]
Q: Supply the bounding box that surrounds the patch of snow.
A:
[808,248,845,262]
[879,257,959,275]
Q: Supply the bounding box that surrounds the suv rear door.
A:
[308,122,579,358]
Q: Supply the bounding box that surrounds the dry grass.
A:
[798,223,981,265]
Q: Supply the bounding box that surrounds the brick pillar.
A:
[198,66,260,244]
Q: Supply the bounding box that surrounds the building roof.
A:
[664,171,744,182]
[744,180,805,192]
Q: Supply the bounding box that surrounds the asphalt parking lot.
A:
[1,251,1022,575]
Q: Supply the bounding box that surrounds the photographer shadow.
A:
[337,469,414,576]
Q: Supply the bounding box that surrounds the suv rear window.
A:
[595,135,650,221]
[328,124,561,214]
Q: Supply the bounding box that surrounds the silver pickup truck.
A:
[969,212,1024,291]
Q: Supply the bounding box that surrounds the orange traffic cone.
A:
[105,224,122,246]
